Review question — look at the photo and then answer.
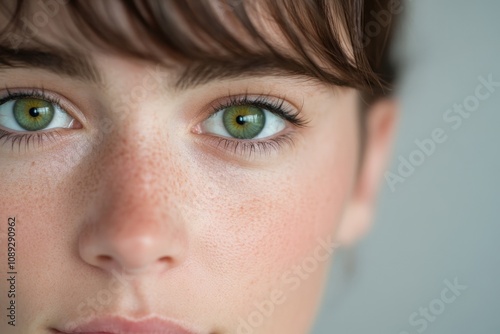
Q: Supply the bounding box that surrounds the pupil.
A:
[236,115,245,125]
[29,108,40,117]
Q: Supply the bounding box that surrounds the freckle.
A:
[31,161,36,166]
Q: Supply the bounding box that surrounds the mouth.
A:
[51,316,200,334]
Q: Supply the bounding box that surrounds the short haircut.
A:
[0,0,398,101]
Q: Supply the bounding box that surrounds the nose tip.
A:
[81,234,178,274]
[78,211,188,275]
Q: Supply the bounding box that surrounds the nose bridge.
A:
[106,120,184,202]
[107,129,165,191]
[99,110,190,222]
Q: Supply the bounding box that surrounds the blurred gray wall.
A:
[313,0,500,333]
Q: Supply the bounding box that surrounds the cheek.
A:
[0,156,79,256]
[0,154,89,329]
[188,102,359,325]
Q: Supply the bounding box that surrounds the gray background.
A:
[313,0,500,333]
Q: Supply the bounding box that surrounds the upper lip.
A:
[55,316,200,334]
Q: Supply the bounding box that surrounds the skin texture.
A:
[0,3,397,334]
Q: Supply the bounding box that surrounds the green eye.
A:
[13,98,55,131]
[222,106,265,139]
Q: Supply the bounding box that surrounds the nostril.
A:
[97,255,113,263]
[158,256,172,264]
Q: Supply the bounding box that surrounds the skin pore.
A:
[0,1,397,333]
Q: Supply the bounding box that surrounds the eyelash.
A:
[204,94,309,158]
[0,89,310,157]
[0,88,65,152]
[209,94,308,128]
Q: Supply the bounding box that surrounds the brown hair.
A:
[0,0,398,99]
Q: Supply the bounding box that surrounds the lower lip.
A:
[53,332,108,334]
[51,317,199,334]
[58,332,193,334]
[52,329,194,334]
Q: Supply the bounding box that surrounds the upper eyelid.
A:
[205,94,307,124]
[208,94,295,112]
[0,88,62,106]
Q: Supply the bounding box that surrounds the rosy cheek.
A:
[0,160,75,328]
[187,109,358,317]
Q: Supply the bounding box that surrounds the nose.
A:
[78,134,188,275]
[79,208,187,275]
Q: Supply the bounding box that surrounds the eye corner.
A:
[191,123,203,134]
[69,118,84,130]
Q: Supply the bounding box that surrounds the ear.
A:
[336,98,399,246]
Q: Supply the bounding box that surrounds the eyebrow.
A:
[174,57,343,90]
[0,47,102,84]
[0,47,344,90]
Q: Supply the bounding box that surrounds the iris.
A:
[13,98,55,131]
[222,106,265,139]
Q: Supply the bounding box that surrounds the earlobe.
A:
[336,201,373,246]
[336,98,399,246]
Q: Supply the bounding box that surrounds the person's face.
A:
[0,3,396,334]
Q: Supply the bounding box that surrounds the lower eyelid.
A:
[0,116,81,153]
[197,132,296,159]
[0,129,64,153]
